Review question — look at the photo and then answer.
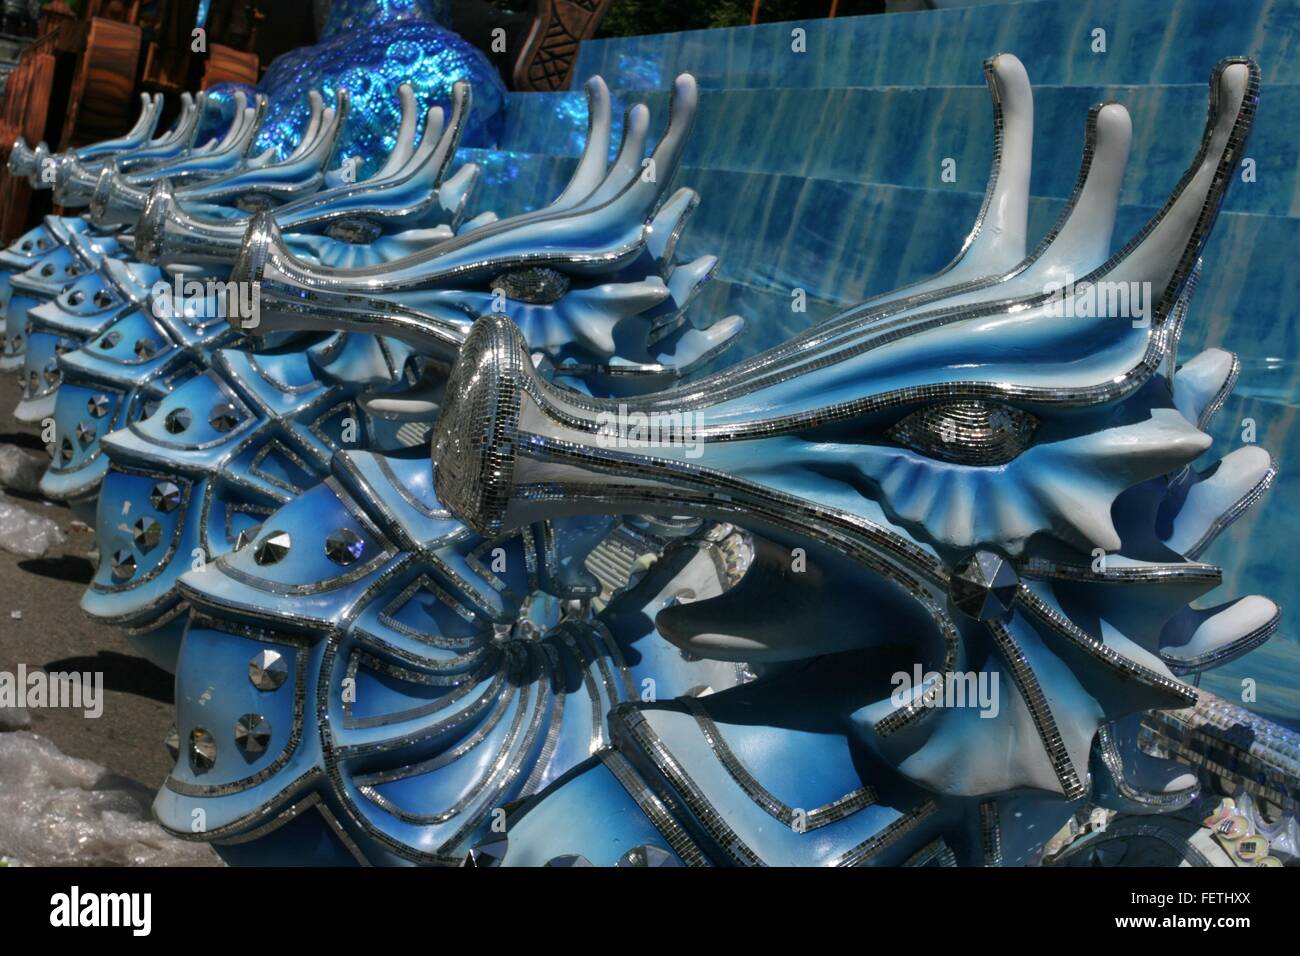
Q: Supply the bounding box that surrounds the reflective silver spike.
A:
[253,530,291,566]
[189,727,216,773]
[949,551,1019,621]
[234,714,272,754]
[150,480,181,512]
[110,549,136,581]
[462,834,508,867]
[132,517,161,551]
[208,402,239,432]
[234,523,262,551]
[248,649,288,691]
[616,845,680,867]
[163,408,192,433]
[323,528,364,566]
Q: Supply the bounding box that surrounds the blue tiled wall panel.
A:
[498,83,1300,218]
[572,0,1300,91]
[455,148,1298,370]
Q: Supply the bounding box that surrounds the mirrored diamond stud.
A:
[75,421,96,445]
[253,530,291,566]
[133,337,157,359]
[165,725,180,761]
[149,480,181,512]
[132,516,161,551]
[248,649,288,691]
[110,549,136,581]
[189,727,216,773]
[234,714,272,755]
[93,289,113,308]
[58,438,74,463]
[234,523,262,551]
[87,393,110,417]
[462,834,508,867]
[208,402,239,432]
[616,845,680,867]
[545,855,593,867]
[948,550,1020,621]
[98,330,120,349]
[324,528,364,566]
[163,407,191,433]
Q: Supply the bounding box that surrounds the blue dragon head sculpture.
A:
[230,74,744,393]
[81,74,743,680]
[414,56,1280,866]
[130,54,1280,867]
[132,81,482,269]
[38,82,482,522]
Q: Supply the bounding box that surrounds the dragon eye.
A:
[886,400,1038,465]
[490,267,570,305]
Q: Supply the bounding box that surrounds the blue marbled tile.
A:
[451,147,1300,368]
[572,0,1300,91]
[498,83,1300,218]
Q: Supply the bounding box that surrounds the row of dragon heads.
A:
[0,53,1280,866]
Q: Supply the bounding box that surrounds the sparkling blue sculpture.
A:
[80,75,739,680]
[39,83,472,525]
[0,43,1280,868]
[417,56,1278,866]
[252,0,506,177]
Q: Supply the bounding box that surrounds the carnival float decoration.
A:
[0,40,1282,866]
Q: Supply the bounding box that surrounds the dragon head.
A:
[428,58,1276,833]
[133,82,479,269]
[230,73,744,392]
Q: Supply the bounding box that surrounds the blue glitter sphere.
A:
[251,0,506,177]
[194,81,258,146]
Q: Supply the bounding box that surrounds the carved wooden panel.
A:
[201,43,259,88]
[0,50,55,241]
[59,17,142,150]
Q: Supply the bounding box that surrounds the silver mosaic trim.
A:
[829,800,938,867]
[600,748,708,867]
[611,704,764,866]
[681,696,876,831]
[979,800,1003,866]
[985,618,1086,800]
[1095,722,1197,809]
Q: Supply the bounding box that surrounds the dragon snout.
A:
[231,211,279,290]
[8,137,34,177]
[433,313,534,537]
[133,181,176,265]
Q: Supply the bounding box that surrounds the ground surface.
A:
[0,372,173,789]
